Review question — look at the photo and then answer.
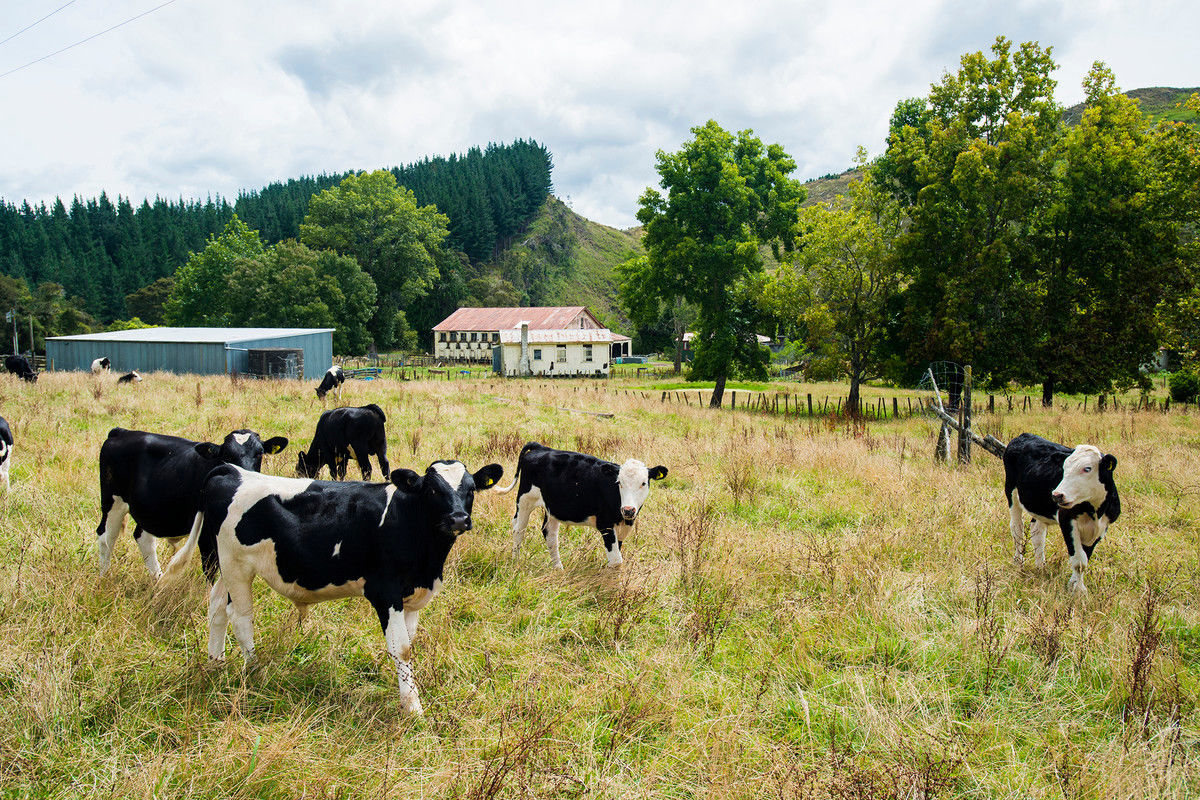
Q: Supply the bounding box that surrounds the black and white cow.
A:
[5,355,37,382]
[97,427,288,580]
[117,370,141,384]
[315,365,345,402]
[296,404,389,480]
[1004,432,1121,593]
[495,442,668,568]
[162,459,503,714]
[0,415,12,493]
[91,357,111,374]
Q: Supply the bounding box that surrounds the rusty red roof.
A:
[433,307,599,331]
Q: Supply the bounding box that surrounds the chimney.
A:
[519,322,531,376]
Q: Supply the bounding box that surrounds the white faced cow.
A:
[495,442,668,568]
[97,428,288,580]
[162,458,503,715]
[1004,433,1121,593]
[315,365,345,403]
[117,370,141,384]
[0,415,12,493]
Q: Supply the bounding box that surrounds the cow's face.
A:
[1052,445,1116,509]
[390,460,504,536]
[614,459,669,523]
[195,430,289,471]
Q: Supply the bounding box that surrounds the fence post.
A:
[957,365,972,464]
[807,394,813,416]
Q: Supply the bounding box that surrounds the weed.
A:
[685,576,737,660]
[669,499,719,589]
[595,569,657,652]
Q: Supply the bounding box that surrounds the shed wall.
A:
[47,339,226,375]
[226,334,332,379]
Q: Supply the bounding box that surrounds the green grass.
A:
[1,371,1199,798]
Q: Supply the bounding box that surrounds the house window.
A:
[492,332,499,342]
[449,332,458,342]
[471,332,478,342]
[557,345,567,363]
[584,344,593,362]
[439,332,446,342]
[533,349,542,361]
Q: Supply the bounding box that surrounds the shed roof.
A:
[47,327,335,344]
[433,307,598,331]
[498,328,632,344]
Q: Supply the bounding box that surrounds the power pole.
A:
[8,310,15,355]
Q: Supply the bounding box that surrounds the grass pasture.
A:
[1,371,1199,799]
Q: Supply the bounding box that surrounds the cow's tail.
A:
[364,403,386,423]
[492,441,540,494]
[162,511,204,582]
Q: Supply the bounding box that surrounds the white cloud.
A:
[0,0,1195,227]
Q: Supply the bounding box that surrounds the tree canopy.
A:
[622,120,805,406]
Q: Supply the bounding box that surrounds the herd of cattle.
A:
[2,363,1121,713]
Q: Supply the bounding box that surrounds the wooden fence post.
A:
[808,394,813,416]
[957,365,973,464]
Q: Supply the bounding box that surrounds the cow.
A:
[91,357,111,374]
[5,355,37,382]
[97,427,289,580]
[117,371,141,384]
[494,442,668,568]
[315,365,345,402]
[0,415,12,493]
[1004,432,1121,593]
[161,458,504,714]
[296,404,389,481]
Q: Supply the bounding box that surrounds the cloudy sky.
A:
[1,0,1196,228]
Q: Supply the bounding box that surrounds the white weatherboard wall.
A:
[496,341,609,376]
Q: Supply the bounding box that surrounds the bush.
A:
[1169,369,1200,403]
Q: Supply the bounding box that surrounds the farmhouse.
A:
[432,306,630,362]
[45,327,334,379]
[492,326,632,377]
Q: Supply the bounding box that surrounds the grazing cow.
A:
[0,415,12,492]
[1004,432,1121,593]
[97,427,288,580]
[315,365,345,402]
[162,459,504,714]
[495,442,668,568]
[5,355,37,382]
[117,370,141,384]
[296,404,389,481]
[91,357,112,374]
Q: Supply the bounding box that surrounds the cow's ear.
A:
[649,465,668,481]
[473,463,504,489]
[195,442,220,459]
[1101,454,1117,473]
[263,436,288,454]
[390,469,422,491]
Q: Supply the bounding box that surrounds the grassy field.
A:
[1,371,1199,798]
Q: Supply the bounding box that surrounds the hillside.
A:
[489,196,644,333]
[1063,85,1199,126]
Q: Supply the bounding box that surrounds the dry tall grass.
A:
[1,371,1198,798]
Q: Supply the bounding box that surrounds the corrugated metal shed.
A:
[46,327,334,379]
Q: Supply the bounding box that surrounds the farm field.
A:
[1,371,1199,799]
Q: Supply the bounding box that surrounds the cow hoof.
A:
[400,694,423,716]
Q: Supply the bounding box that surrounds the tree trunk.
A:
[674,338,682,374]
[710,374,727,408]
[1042,375,1055,408]
[847,376,861,417]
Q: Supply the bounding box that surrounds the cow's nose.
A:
[448,512,471,532]
[621,506,637,519]
[1052,492,1065,505]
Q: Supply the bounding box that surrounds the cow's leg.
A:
[1030,519,1047,568]
[511,491,539,558]
[207,578,230,660]
[1061,519,1088,594]
[224,574,257,664]
[96,494,129,575]
[376,442,389,479]
[381,605,422,714]
[601,527,623,567]
[334,451,349,481]
[351,444,372,481]
[0,456,9,493]
[133,525,163,580]
[542,515,563,569]
[1008,501,1026,565]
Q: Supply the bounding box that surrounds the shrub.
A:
[1169,369,1200,403]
